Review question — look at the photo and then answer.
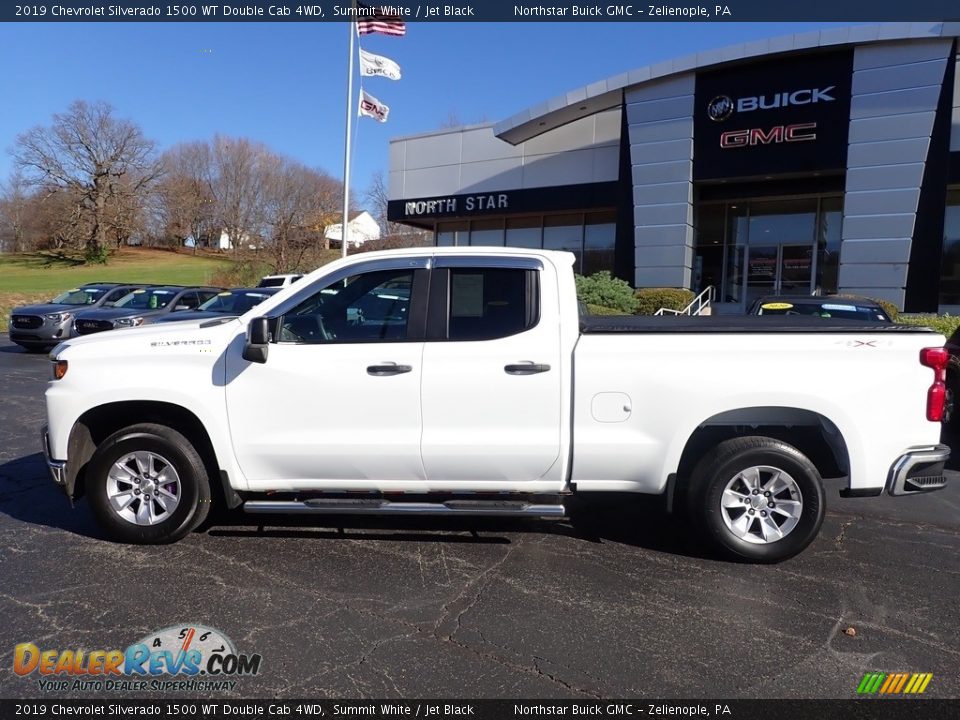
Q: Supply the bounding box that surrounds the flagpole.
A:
[341,20,356,259]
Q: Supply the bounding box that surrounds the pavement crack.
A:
[834,519,854,550]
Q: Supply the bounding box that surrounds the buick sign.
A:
[707,95,734,122]
[708,87,836,121]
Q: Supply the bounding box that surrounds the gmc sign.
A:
[720,122,818,149]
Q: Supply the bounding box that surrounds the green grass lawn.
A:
[0,248,232,293]
[0,248,233,333]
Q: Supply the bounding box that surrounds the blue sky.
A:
[0,21,846,201]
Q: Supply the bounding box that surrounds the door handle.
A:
[367,363,413,376]
[504,363,551,375]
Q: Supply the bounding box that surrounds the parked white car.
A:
[42,248,949,562]
[257,274,303,288]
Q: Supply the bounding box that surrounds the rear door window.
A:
[444,268,538,341]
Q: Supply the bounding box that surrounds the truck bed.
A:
[579,315,938,334]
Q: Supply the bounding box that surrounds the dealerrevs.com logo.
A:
[13,624,262,693]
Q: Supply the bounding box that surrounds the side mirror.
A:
[242,317,270,364]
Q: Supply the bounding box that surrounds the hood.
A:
[52,316,241,355]
[73,306,169,321]
[153,311,237,323]
[11,303,76,316]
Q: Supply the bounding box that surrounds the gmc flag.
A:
[359,89,390,122]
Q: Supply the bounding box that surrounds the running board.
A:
[242,498,566,518]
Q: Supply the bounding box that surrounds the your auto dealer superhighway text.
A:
[514,6,730,17]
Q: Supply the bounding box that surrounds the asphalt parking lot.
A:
[0,335,958,700]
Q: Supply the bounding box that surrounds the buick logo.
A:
[707,95,734,122]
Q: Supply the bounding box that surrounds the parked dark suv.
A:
[748,295,893,322]
[72,286,223,335]
[153,287,280,323]
[9,283,150,351]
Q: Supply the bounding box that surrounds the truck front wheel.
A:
[87,423,211,544]
[687,436,825,563]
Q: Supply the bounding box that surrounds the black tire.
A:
[944,367,960,430]
[87,423,211,544]
[686,436,825,563]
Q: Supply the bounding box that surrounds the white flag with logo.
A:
[359,48,402,81]
[359,89,390,122]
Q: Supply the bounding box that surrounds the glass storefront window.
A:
[696,196,841,308]
[724,244,744,304]
[437,221,467,246]
[470,219,505,246]
[544,214,584,272]
[694,204,725,293]
[940,189,960,306]
[583,211,616,277]
[435,211,616,276]
[748,199,817,245]
[817,197,842,295]
[505,217,542,248]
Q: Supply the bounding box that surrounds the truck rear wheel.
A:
[87,423,211,544]
[687,436,825,563]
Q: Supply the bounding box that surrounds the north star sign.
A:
[404,194,509,216]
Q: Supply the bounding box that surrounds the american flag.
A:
[356,3,406,37]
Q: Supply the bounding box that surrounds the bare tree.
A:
[157,142,218,249]
[262,158,343,271]
[205,135,272,253]
[364,170,406,237]
[361,170,432,251]
[13,100,162,262]
[0,173,29,252]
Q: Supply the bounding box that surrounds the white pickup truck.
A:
[42,248,950,562]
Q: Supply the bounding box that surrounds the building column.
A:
[626,74,695,289]
[839,38,954,309]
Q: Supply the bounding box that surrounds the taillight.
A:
[920,347,949,421]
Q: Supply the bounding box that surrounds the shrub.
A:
[575,271,639,314]
[869,298,900,322]
[896,314,960,338]
[209,258,270,288]
[585,304,627,316]
[633,288,696,316]
[834,294,900,321]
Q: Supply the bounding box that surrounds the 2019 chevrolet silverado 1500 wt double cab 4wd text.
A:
[42,248,950,562]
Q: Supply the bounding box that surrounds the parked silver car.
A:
[9,283,148,352]
[72,286,224,335]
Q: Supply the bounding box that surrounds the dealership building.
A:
[387,23,960,313]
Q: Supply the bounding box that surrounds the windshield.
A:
[199,290,274,314]
[50,288,107,306]
[257,278,285,288]
[113,288,177,310]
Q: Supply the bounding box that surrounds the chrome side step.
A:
[242,498,566,518]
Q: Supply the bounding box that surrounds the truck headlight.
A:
[52,359,68,380]
[114,316,144,327]
[45,312,73,323]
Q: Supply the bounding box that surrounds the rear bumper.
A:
[886,444,950,496]
[41,426,68,492]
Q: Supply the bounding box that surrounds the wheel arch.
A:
[68,400,233,506]
[672,406,850,494]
